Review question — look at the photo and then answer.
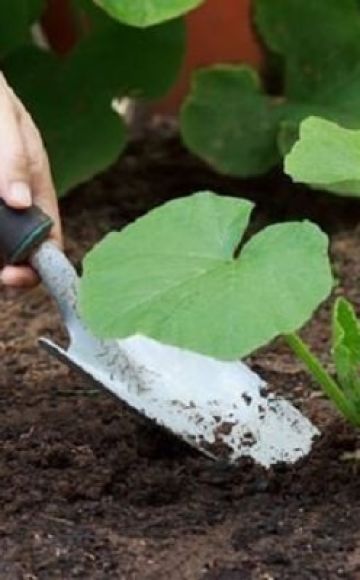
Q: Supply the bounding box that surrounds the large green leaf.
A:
[94,0,203,27]
[285,117,360,197]
[180,0,360,186]
[79,191,333,360]
[0,0,44,57]
[332,297,360,412]
[3,17,185,195]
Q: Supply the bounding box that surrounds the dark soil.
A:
[2,127,360,579]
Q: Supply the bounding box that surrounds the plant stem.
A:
[284,332,359,426]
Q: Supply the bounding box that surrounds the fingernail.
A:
[7,182,32,207]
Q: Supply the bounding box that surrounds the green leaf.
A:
[180,66,284,177]
[27,0,44,21]
[332,297,360,412]
[3,47,126,196]
[66,16,185,100]
[71,0,116,31]
[94,0,203,27]
[285,117,360,197]
[255,0,360,99]
[79,191,333,360]
[3,18,185,195]
[180,0,360,184]
[333,298,360,365]
[0,0,44,57]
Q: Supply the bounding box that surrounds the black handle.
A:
[0,199,53,265]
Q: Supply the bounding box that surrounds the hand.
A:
[0,73,62,288]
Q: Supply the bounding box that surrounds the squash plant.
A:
[79,192,333,359]
[78,191,360,427]
[285,299,360,428]
[180,0,360,185]
[0,0,201,196]
[280,115,360,423]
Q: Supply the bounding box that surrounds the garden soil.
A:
[2,125,360,579]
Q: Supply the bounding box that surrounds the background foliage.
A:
[285,117,360,197]
[94,0,204,28]
[180,0,360,192]
[1,0,199,196]
[5,0,359,198]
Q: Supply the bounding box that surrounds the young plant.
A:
[281,114,360,421]
[79,190,332,357]
[79,191,360,426]
[180,0,360,181]
[285,298,360,427]
[1,0,194,195]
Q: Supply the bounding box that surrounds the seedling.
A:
[285,298,360,427]
[79,191,333,360]
[79,191,360,428]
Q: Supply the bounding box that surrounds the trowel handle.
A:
[0,199,79,322]
[0,199,53,264]
[31,241,79,321]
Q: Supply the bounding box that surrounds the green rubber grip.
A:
[0,199,53,265]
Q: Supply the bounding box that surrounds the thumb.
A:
[0,75,32,209]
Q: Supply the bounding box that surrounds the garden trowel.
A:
[0,200,319,468]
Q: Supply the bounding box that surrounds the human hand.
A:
[0,73,62,288]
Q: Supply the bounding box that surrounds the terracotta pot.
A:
[41,0,78,54]
[155,0,263,114]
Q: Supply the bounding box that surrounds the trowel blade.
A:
[39,334,319,468]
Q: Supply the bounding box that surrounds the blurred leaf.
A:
[285,117,360,197]
[277,120,301,158]
[94,0,203,27]
[3,18,185,195]
[80,191,333,360]
[0,0,44,57]
[181,66,283,177]
[71,0,114,31]
[27,0,44,21]
[65,16,185,100]
[180,0,360,186]
[255,0,360,99]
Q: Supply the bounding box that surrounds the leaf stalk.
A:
[285,332,359,426]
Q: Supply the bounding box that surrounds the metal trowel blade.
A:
[39,334,319,468]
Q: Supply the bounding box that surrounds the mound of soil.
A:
[1,128,360,579]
